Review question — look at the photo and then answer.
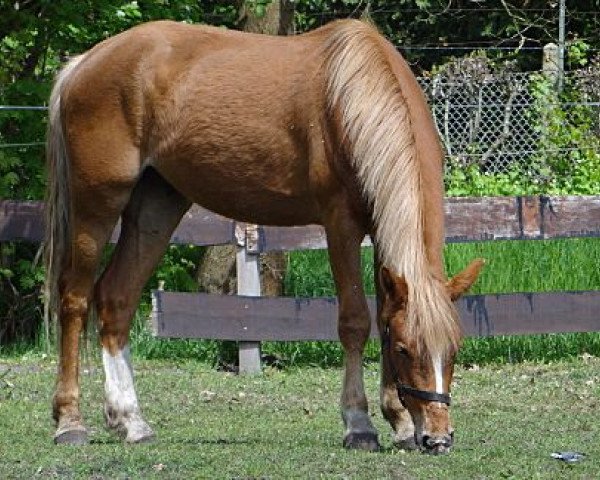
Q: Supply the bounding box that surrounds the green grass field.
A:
[1,355,598,479]
[285,238,600,297]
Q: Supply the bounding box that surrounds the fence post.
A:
[543,43,559,88]
[149,280,165,335]
[235,223,262,374]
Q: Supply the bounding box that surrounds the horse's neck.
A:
[420,163,446,281]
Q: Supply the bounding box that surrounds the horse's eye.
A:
[395,344,409,356]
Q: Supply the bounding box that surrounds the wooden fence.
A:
[2,196,600,372]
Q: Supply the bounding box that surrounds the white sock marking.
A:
[103,345,140,418]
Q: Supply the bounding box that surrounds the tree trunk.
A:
[238,0,295,35]
[196,0,293,368]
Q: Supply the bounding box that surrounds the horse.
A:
[45,18,483,454]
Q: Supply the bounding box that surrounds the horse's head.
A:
[379,259,484,454]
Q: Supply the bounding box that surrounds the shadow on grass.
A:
[154,436,257,446]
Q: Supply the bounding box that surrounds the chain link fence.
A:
[419,69,600,177]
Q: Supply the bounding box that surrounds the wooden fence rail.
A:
[151,290,600,340]
[2,196,600,373]
[4,195,600,246]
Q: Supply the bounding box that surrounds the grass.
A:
[1,354,599,479]
[285,238,600,297]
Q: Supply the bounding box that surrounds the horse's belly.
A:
[153,154,321,226]
[200,193,319,226]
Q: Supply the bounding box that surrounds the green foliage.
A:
[0,243,44,345]
[445,162,538,197]
[526,73,600,194]
[246,0,274,18]
[568,39,591,67]
[442,61,600,197]
[149,245,203,296]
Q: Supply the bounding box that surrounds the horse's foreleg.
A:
[95,169,190,443]
[373,246,417,449]
[325,209,379,451]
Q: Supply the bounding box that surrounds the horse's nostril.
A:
[422,435,431,448]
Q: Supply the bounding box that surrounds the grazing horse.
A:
[45,18,483,454]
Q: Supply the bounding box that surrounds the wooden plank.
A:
[539,196,600,239]
[170,205,235,246]
[0,200,44,242]
[152,290,600,340]
[458,291,600,336]
[260,224,373,251]
[0,201,235,246]
[259,195,600,251]
[444,196,521,242]
[260,224,328,251]
[520,196,542,238]
[259,195,525,251]
[260,196,531,250]
[151,292,351,340]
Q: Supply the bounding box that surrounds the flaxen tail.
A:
[44,55,86,338]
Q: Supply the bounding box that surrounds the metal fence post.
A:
[235,223,262,374]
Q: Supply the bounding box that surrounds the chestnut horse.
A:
[45,19,483,454]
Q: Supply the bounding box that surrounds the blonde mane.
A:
[324,20,460,356]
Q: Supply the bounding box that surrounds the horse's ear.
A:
[446,258,485,301]
[380,267,408,306]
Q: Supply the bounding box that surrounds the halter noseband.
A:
[382,326,452,406]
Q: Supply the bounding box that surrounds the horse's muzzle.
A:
[421,433,453,455]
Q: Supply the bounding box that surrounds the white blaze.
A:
[432,354,444,394]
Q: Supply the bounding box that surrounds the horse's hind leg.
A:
[374,247,417,449]
[95,168,190,443]
[53,174,136,445]
[324,204,379,451]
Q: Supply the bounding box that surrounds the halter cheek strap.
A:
[382,326,452,407]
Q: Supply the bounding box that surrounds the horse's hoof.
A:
[343,432,380,452]
[393,434,419,451]
[124,422,155,444]
[54,428,89,445]
[126,431,155,444]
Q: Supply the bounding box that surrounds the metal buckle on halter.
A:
[382,325,452,406]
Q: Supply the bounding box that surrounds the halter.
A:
[382,325,452,406]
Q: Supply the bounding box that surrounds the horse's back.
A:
[62,21,336,224]
[59,20,399,226]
